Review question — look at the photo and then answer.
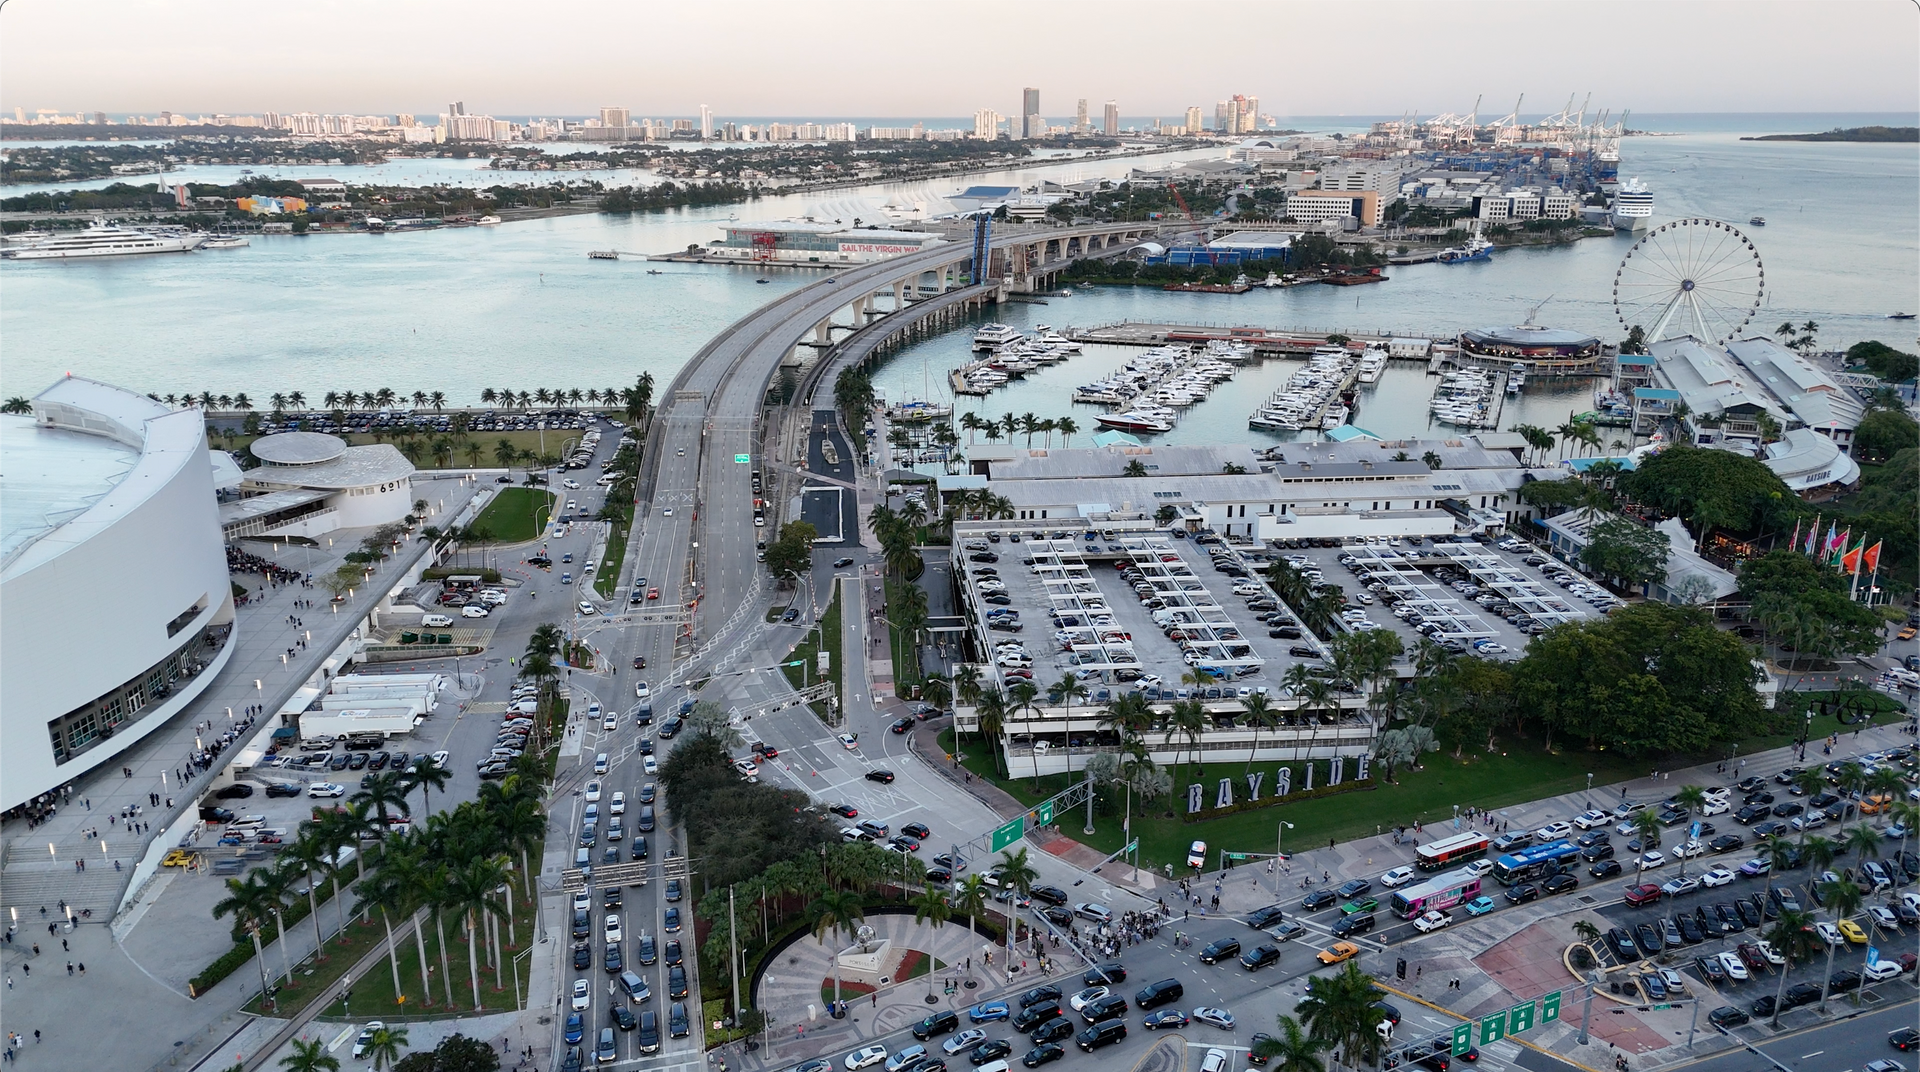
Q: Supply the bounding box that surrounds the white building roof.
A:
[247,443,413,491]
[1724,336,1864,432]
[1648,336,1782,421]
[1759,428,1861,491]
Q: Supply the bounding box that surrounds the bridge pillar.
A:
[893,279,907,309]
[814,319,831,345]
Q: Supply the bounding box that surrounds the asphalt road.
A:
[1683,999,1918,1072]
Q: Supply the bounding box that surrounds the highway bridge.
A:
[608,221,1160,688]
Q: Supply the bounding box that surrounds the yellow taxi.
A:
[1316,941,1361,965]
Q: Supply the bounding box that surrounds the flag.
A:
[1831,529,1851,564]
[1824,523,1842,555]
[1841,541,1863,574]
[1864,541,1882,573]
[1789,519,1801,556]
[1804,517,1821,556]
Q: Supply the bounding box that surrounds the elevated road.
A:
[611,223,1159,691]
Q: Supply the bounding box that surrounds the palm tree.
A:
[399,755,451,816]
[446,859,506,1010]
[1630,809,1664,882]
[1571,918,1602,956]
[974,687,1007,775]
[1055,416,1078,448]
[1814,877,1862,1011]
[1240,691,1276,774]
[1887,801,1920,861]
[1162,699,1207,783]
[910,884,952,998]
[1250,1014,1325,1072]
[1297,959,1383,1069]
[1763,906,1819,1027]
[354,864,412,1006]
[365,1025,409,1071]
[1009,680,1042,787]
[212,871,280,1011]
[809,888,866,1012]
[1052,672,1088,788]
[1670,785,1708,878]
[254,863,298,985]
[1839,822,1880,869]
[287,391,305,411]
[351,771,413,837]
[952,663,982,708]
[951,874,988,973]
[1757,836,1795,908]
[278,1037,340,1072]
[281,837,333,960]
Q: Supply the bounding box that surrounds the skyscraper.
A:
[973,109,1004,139]
[699,105,713,140]
[1184,106,1203,134]
[1075,98,1088,132]
[600,106,629,128]
[1021,87,1040,138]
[1103,100,1119,135]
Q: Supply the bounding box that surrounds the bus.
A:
[1415,831,1491,872]
[1489,839,1582,886]
[1389,868,1484,919]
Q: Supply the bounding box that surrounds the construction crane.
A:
[1166,181,1216,264]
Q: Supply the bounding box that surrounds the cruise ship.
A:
[1610,178,1654,232]
[4,219,208,259]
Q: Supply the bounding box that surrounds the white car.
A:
[1463,860,1495,879]
[1074,902,1113,923]
[308,782,345,798]
[838,733,859,750]
[352,1022,386,1060]
[1413,910,1451,934]
[1637,851,1666,869]
[941,1031,987,1056]
[603,714,617,731]
[1572,810,1611,830]
[585,780,603,802]
[1700,798,1729,816]
[1381,866,1417,889]
[1660,876,1700,897]
[563,479,581,489]
[643,755,659,776]
[461,604,490,618]
[847,1045,890,1069]
[578,602,596,616]
[1753,940,1787,966]
[634,681,651,699]
[1813,921,1843,946]
[663,508,673,516]
[421,614,454,628]
[1200,1049,1229,1072]
[1068,986,1110,1012]
[1699,867,1736,888]
[605,915,622,943]
[1673,840,1706,859]
[1534,821,1573,841]
[1863,959,1903,982]
[571,978,591,1010]
[609,792,626,815]
[429,750,450,769]
[734,759,760,778]
[1716,951,1748,980]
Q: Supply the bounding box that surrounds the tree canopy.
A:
[657,728,836,892]
[1847,340,1918,384]
[1852,408,1918,465]
[1621,446,1793,535]
[1579,516,1671,587]
[1741,549,1886,660]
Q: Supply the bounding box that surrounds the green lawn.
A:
[780,585,844,722]
[594,506,633,599]
[884,576,923,692]
[940,695,1908,877]
[471,487,555,544]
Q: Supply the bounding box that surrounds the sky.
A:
[3,0,1916,119]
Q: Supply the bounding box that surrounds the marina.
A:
[1247,344,1368,431]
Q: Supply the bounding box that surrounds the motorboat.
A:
[202,235,251,249]
[5,218,207,259]
[1095,409,1173,434]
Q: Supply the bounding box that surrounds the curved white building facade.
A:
[1,377,236,812]
[223,431,414,539]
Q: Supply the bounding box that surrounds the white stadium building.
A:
[1,376,237,813]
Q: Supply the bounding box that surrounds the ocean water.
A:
[2,116,1914,418]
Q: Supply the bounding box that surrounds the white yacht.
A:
[972,323,1023,350]
[202,235,251,249]
[5,219,208,259]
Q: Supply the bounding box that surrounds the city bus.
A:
[1389,867,1483,920]
[1415,831,1491,872]
[1489,839,1582,886]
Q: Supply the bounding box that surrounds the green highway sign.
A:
[1034,800,1055,825]
[1451,1024,1473,1057]
[1507,1000,1535,1035]
[1652,1003,1671,1012]
[1123,840,1138,853]
[735,454,751,464]
[1225,852,1249,861]
[991,817,1024,852]
[1541,990,1562,1024]
[1478,1013,1505,1045]
[785,660,805,667]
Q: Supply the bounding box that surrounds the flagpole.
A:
[1848,538,1864,601]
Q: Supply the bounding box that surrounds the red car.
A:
[1623,883,1663,907]
[646,587,660,600]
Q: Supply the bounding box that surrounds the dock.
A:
[1067,321,1454,361]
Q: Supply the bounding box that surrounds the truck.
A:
[299,708,421,742]
[316,694,428,718]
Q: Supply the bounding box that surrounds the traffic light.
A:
[1396,958,1407,979]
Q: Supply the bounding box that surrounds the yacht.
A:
[1355,348,1388,384]
[202,235,251,249]
[477,215,502,225]
[5,219,208,259]
[1506,362,1525,394]
[1095,408,1173,434]
[972,323,1022,350]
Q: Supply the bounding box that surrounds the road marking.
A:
[1799,1051,1823,1059]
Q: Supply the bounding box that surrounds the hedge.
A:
[1181,777,1377,822]
[189,939,260,997]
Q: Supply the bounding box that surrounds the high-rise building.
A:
[1075,98,1088,132]
[448,101,465,117]
[1103,101,1119,135]
[1021,87,1040,138]
[699,105,713,140]
[973,109,1003,139]
[1184,106,1203,134]
[600,106,629,129]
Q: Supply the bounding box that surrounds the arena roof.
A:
[0,415,137,560]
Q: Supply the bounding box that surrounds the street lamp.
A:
[1274,821,1294,895]
[1585,772,1593,808]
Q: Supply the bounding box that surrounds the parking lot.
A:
[1287,535,1603,659]
[959,528,1338,706]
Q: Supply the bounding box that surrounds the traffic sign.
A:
[1034,800,1055,826]
[1123,840,1138,853]
[991,817,1024,852]
[1541,989,1562,1024]
[735,454,751,464]
[1451,1023,1473,1057]
[1225,851,1249,860]
[1478,1013,1506,1045]
[1507,1000,1535,1034]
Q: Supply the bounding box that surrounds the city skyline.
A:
[3,0,1915,116]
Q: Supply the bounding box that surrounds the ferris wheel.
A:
[1613,217,1765,347]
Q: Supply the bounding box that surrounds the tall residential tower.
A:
[1021,87,1040,138]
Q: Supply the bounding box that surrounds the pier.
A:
[1067,320,1454,360]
